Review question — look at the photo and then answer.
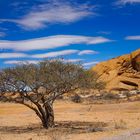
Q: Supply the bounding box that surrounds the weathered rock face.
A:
[92,49,140,91]
[131,54,140,71]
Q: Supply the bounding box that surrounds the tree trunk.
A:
[41,103,54,129]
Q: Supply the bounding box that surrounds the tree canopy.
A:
[0,60,105,128]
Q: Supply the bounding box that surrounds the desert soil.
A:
[0,101,140,140]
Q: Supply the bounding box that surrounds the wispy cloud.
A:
[125,35,140,40]
[97,31,111,35]
[32,49,79,58]
[63,59,84,63]
[0,49,99,59]
[115,0,140,6]
[0,32,6,37]
[0,1,96,30]
[0,35,112,51]
[4,60,39,65]
[4,59,84,65]
[83,61,99,66]
[0,53,28,59]
[78,50,99,55]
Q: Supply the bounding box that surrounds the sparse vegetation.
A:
[102,93,119,100]
[71,94,82,103]
[114,119,127,130]
[1,100,140,140]
[48,131,67,140]
[0,60,104,129]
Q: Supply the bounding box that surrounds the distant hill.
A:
[92,49,140,91]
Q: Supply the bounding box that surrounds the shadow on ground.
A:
[0,121,108,134]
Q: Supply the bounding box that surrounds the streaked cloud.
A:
[32,49,79,58]
[115,0,140,5]
[97,31,111,35]
[0,32,6,37]
[63,59,84,63]
[0,49,99,59]
[125,35,140,40]
[78,50,99,55]
[0,53,28,59]
[83,61,99,66]
[4,60,39,65]
[0,1,96,30]
[4,58,84,65]
[0,35,112,51]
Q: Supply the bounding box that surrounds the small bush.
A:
[114,119,127,129]
[71,94,82,103]
[103,93,119,100]
[48,131,66,140]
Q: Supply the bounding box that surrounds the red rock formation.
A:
[92,49,140,91]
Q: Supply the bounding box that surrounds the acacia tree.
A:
[0,60,104,129]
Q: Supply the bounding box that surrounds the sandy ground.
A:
[0,101,140,140]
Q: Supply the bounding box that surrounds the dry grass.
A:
[0,101,140,140]
[114,119,127,130]
[0,121,107,134]
[47,131,68,140]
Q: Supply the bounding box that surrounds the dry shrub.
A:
[48,131,67,140]
[71,94,82,103]
[103,93,119,100]
[114,119,127,129]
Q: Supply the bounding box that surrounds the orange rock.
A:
[92,49,140,91]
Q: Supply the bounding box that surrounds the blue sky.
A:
[0,0,140,68]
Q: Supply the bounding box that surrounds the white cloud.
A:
[97,31,111,35]
[0,49,94,59]
[115,0,140,5]
[0,32,6,37]
[4,60,39,65]
[32,49,79,58]
[4,59,84,65]
[0,1,96,30]
[125,35,140,40]
[63,59,84,63]
[0,53,28,59]
[83,61,99,66]
[0,35,112,51]
[78,50,99,55]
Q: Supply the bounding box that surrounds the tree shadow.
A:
[0,121,108,134]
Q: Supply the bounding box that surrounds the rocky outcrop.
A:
[92,49,140,91]
[131,53,140,71]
